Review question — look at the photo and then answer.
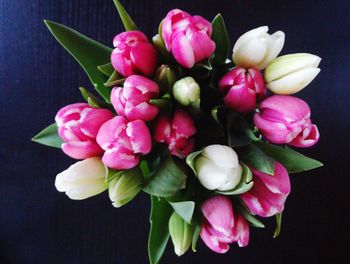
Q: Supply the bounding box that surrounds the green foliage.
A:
[32,123,63,148]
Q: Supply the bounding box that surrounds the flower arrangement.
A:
[32,1,323,263]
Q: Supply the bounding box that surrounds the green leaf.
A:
[211,14,230,65]
[167,200,195,224]
[227,112,252,147]
[238,205,265,228]
[104,71,122,87]
[143,155,188,197]
[273,212,283,238]
[149,98,170,109]
[191,221,201,252]
[148,196,173,264]
[97,62,115,77]
[211,105,224,125]
[113,0,139,31]
[239,143,276,175]
[185,150,203,176]
[79,87,111,108]
[44,20,112,102]
[32,123,63,148]
[217,163,254,195]
[256,141,323,173]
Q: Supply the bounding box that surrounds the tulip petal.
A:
[172,33,195,68]
[126,120,152,154]
[102,146,140,170]
[224,84,256,113]
[96,116,127,150]
[130,43,158,76]
[232,215,250,247]
[172,110,197,137]
[62,141,103,159]
[289,124,320,147]
[256,31,285,69]
[233,38,268,67]
[188,31,216,63]
[79,108,114,138]
[201,144,239,169]
[233,26,269,53]
[200,224,230,254]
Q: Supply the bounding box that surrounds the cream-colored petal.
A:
[233,38,268,68]
[233,26,269,52]
[256,31,285,69]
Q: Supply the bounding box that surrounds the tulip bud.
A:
[169,212,193,256]
[155,65,177,93]
[55,157,108,200]
[264,53,321,94]
[108,167,143,208]
[232,26,285,69]
[173,77,200,107]
[194,145,242,191]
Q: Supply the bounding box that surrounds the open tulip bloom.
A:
[32,1,324,263]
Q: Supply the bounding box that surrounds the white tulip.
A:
[194,145,242,191]
[264,53,321,94]
[55,157,108,200]
[173,77,200,106]
[232,26,285,69]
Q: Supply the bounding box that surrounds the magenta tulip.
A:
[111,75,160,121]
[111,31,158,77]
[218,67,266,113]
[240,162,291,217]
[55,103,114,159]
[96,116,151,170]
[153,110,196,158]
[162,9,215,68]
[200,196,250,254]
[254,95,320,147]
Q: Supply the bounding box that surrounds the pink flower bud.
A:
[96,116,151,170]
[162,9,215,68]
[111,75,160,121]
[254,95,320,147]
[240,162,291,217]
[111,31,158,77]
[55,103,114,159]
[200,196,250,254]
[218,67,266,113]
[153,110,196,158]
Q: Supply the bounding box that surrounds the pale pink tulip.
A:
[218,67,266,113]
[55,103,114,159]
[111,75,160,121]
[254,95,320,147]
[96,116,151,170]
[111,31,158,77]
[153,110,196,158]
[240,162,291,217]
[200,196,250,254]
[162,9,215,68]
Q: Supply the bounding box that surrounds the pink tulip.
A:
[218,67,266,113]
[162,9,215,68]
[111,75,160,121]
[240,162,291,217]
[254,95,320,147]
[153,110,196,158]
[96,116,151,170]
[111,31,158,77]
[200,196,250,254]
[55,103,114,159]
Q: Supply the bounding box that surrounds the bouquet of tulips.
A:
[32,1,323,263]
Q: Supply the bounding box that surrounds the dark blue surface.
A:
[0,0,349,263]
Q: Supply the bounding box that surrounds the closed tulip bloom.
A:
[162,9,215,68]
[173,77,200,106]
[232,26,285,69]
[154,110,196,158]
[55,103,114,159]
[111,31,158,77]
[218,67,266,113]
[96,116,152,170]
[264,53,321,94]
[200,196,250,254]
[55,157,108,200]
[169,212,194,256]
[194,145,242,191]
[254,95,320,147]
[111,75,160,121]
[240,162,291,217]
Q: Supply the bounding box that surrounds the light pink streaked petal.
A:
[79,108,114,138]
[130,43,158,76]
[111,49,134,77]
[218,68,246,93]
[289,124,320,148]
[96,116,127,150]
[248,68,266,100]
[232,215,250,247]
[110,87,127,117]
[62,141,103,160]
[126,120,152,155]
[172,110,196,137]
[200,224,230,254]
[192,15,213,35]
[172,33,195,68]
[55,103,89,126]
[188,31,215,63]
[125,102,159,121]
[102,145,140,170]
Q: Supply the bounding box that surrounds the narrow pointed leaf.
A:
[191,221,201,252]
[211,14,230,65]
[113,0,139,31]
[44,20,112,102]
[167,200,195,224]
[273,213,283,238]
[97,62,115,77]
[185,150,203,176]
[32,123,63,148]
[148,196,173,264]
[104,71,121,87]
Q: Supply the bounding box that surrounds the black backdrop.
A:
[1,0,349,263]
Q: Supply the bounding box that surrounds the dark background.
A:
[1,0,349,263]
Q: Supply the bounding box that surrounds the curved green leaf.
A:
[167,200,195,224]
[273,212,283,238]
[44,20,112,102]
[185,150,203,176]
[148,196,173,264]
[113,0,139,31]
[211,14,230,65]
[32,123,63,148]
[237,204,265,228]
[97,62,115,77]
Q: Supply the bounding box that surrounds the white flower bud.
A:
[232,26,285,69]
[55,157,108,200]
[173,77,200,106]
[194,145,242,191]
[264,53,321,94]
